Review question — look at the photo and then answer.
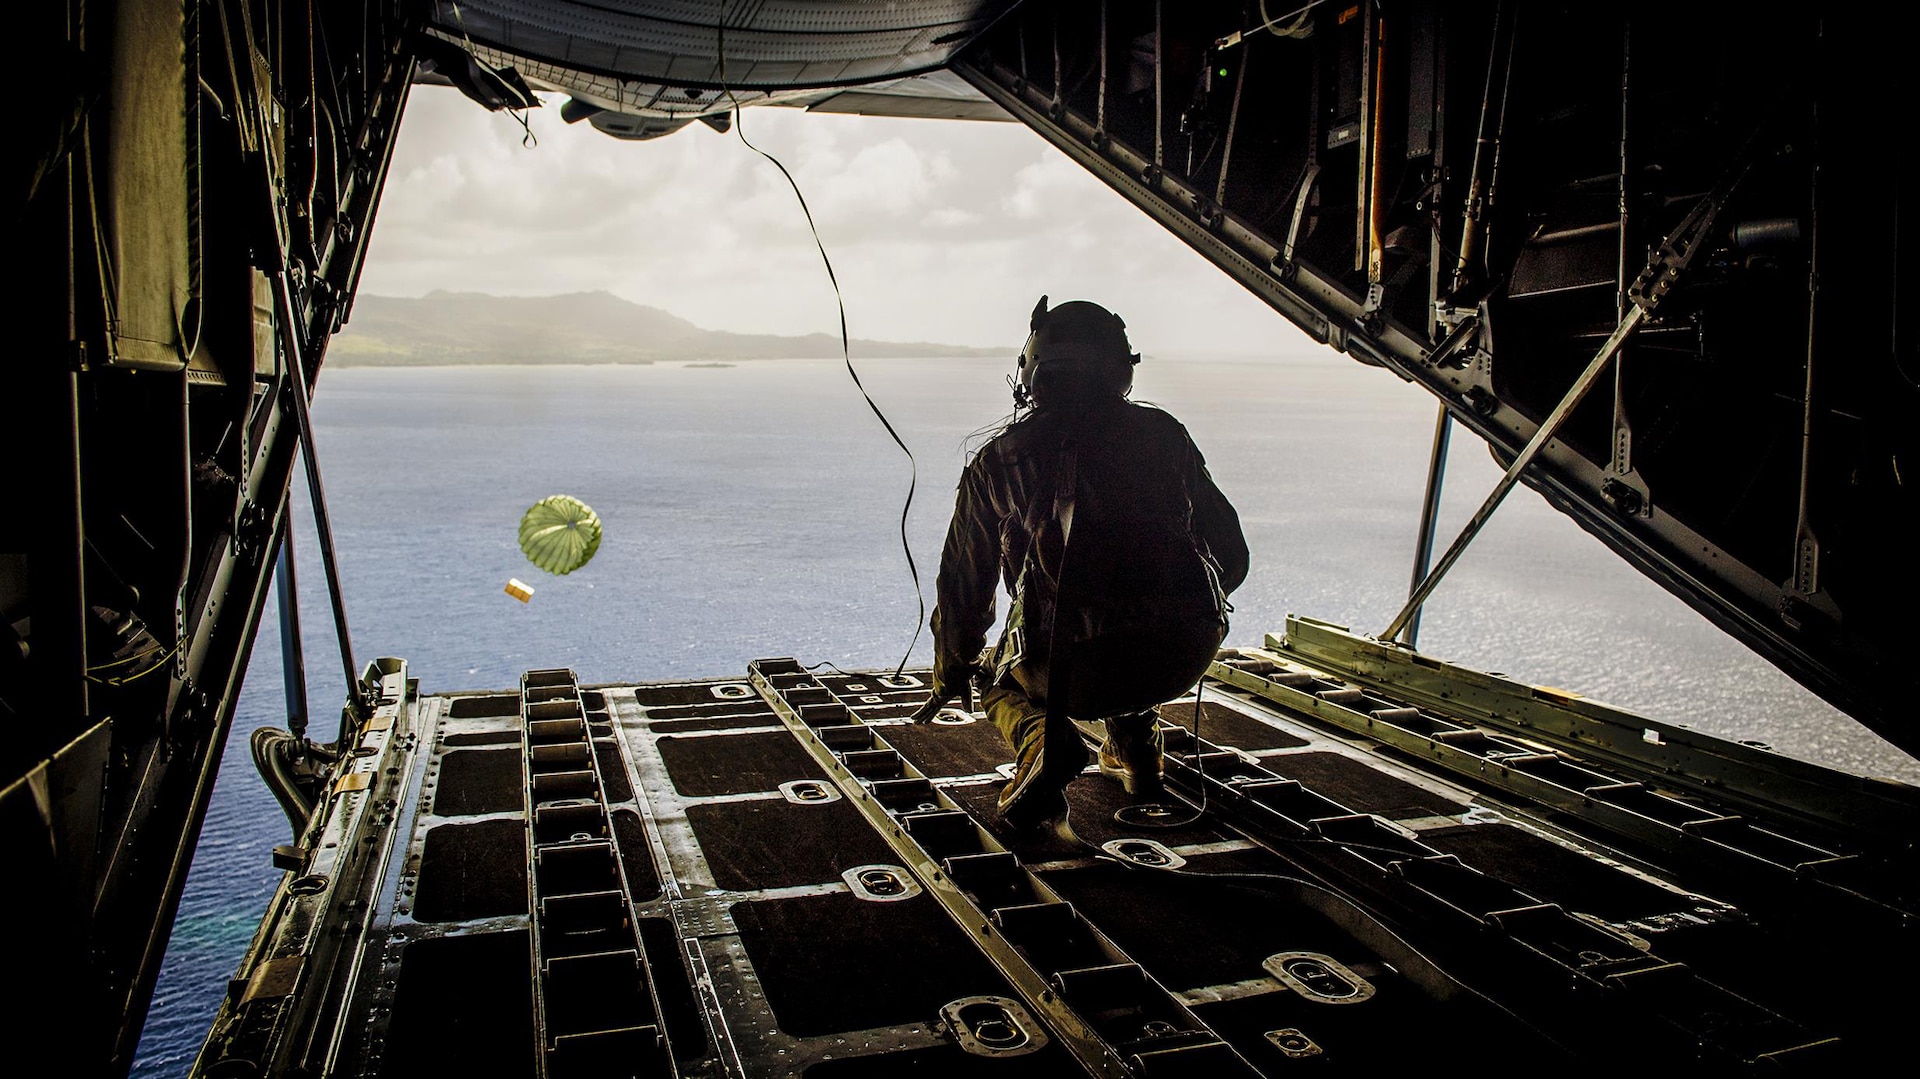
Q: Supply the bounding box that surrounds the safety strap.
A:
[1041,438,1080,775]
[1054,437,1078,550]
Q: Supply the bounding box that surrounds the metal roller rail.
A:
[519,668,673,1077]
[748,658,1261,1078]
[196,660,417,1076]
[1206,618,1918,934]
[1126,700,1836,1064]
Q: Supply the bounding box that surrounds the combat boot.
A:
[1097,713,1165,796]
[997,729,1090,831]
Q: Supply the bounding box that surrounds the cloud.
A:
[356,87,1314,355]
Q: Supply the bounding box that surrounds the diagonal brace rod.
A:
[1381,303,1647,643]
[271,269,365,725]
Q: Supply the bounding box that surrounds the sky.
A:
[358,86,1321,355]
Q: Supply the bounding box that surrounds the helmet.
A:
[1013,296,1140,407]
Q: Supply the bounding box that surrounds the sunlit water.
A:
[131,355,1918,1075]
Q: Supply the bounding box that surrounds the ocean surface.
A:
[131,355,1920,1075]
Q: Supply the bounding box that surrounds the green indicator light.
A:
[1218,67,1229,77]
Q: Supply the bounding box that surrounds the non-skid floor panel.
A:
[845,703,923,721]
[803,1041,1080,1077]
[446,694,520,719]
[687,797,898,892]
[638,915,710,1061]
[813,675,925,701]
[612,808,662,902]
[1037,850,1373,991]
[632,684,749,708]
[1420,823,1685,921]
[640,701,779,722]
[877,720,1013,778]
[656,730,825,797]
[1259,752,1463,818]
[442,729,522,748]
[731,891,1009,1037]
[431,749,524,817]
[592,738,634,803]
[1157,699,1310,750]
[382,931,536,1075]
[647,713,783,734]
[413,818,528,922]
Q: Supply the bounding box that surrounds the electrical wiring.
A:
[1215,0,1325,50]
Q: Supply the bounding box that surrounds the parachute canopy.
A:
[518,495,602,575]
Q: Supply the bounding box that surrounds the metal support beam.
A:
[275,523,310,742]
[1791,96,1823,596]
[38,72,90,743]
[1153,1,1164,167]
[1401,402,1453,647]
[1050,2,1062,105]
[1096,0,1107,134]
[1214,24,1248,207]
[1357,2,1377,276]
[1609,20,1636,478]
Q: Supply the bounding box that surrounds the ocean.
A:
[130,355,1919,1075]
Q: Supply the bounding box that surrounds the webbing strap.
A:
[1042,439,1080,761]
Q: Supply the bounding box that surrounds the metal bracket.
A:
[1424,311,1480,368]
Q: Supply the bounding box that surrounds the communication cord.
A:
[716,26,927,677]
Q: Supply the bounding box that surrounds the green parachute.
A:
[518,494,602,575]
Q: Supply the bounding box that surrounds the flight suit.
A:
[928,397,1249,761]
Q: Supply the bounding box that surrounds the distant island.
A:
[327,290,1008,366]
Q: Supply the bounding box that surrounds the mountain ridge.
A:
[328,290,1008,365]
